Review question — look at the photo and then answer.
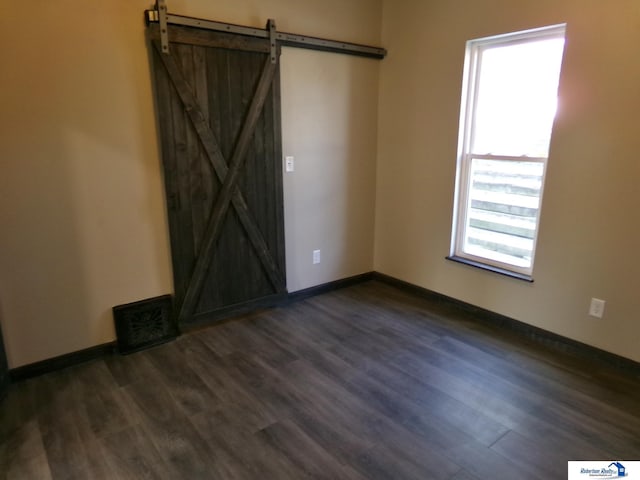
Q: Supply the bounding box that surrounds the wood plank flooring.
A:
[1,280,639,479]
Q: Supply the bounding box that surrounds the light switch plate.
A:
[589,298,605,318]
[285,156,294,172]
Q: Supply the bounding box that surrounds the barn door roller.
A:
[145,0,387,59]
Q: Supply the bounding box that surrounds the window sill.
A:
[446,256,534,283]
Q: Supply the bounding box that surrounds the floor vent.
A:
[113,295,178,354]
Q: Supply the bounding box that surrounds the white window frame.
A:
[450,24,566,280]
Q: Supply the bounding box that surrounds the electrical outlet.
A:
[312,249,321,264]
[589,298,606,318]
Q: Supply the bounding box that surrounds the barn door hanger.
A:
[145,0,387,59]
[156,0,169,54]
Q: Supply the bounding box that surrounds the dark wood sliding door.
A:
[148,23,286,325]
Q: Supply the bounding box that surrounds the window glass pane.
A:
[472,38,565,157]
[463,158,544,268]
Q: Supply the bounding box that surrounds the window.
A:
[450,24,566,280]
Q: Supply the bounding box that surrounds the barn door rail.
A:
[145,0,387,59]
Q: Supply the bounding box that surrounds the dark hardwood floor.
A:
[1,280,639,479]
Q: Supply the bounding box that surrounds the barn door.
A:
[148,22,287,325]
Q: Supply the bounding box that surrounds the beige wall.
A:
[3,0,638,368]
[281,48,378,292]
[375,0,640,362]
[0,0,381,367]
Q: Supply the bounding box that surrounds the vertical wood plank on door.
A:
[177,44,206,258]
[192,46,211,257]
[171,44,197,306]
[265,49,285,287]
[152,45,185,305]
